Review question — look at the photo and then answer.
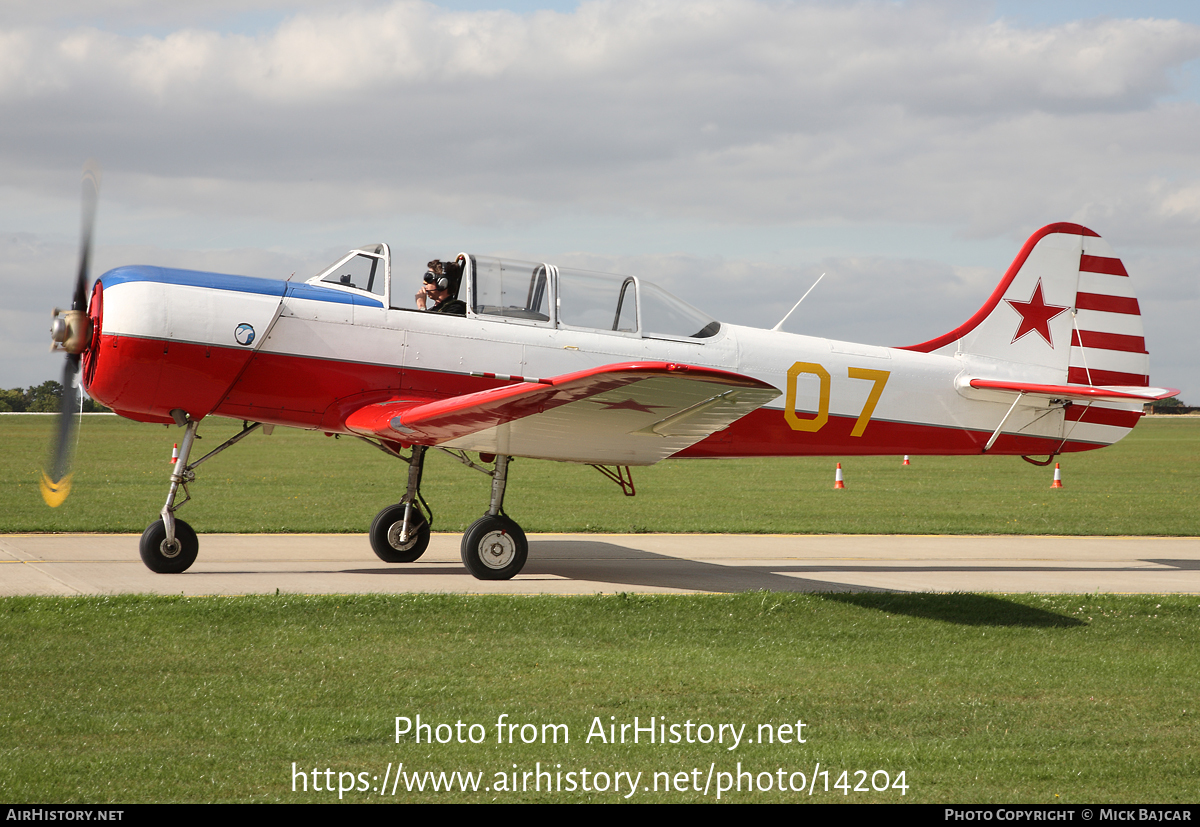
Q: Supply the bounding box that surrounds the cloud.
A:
[2,1,1197,398]
[1,0,1199,239]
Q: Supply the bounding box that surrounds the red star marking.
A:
[1005,279,1069,347]
[592,398,666,413]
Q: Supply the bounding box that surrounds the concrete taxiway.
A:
[2,533,1198,595]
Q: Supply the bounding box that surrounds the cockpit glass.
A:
[556,268,638,332]
[472,257,551,321]
[639,281,720,339]
[556,267,719,338]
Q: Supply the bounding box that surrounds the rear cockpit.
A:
[469,257,720,340]
[307,245,721,340]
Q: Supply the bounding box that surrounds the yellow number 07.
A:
[784,362,891,437]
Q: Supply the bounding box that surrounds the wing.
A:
[344,361,781,465]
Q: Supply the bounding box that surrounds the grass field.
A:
[1,415,1198,535]
[1,592,1197,804]
[3,415,1197,804]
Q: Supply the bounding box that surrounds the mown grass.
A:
[1,415,1197,535]
[0,593,1196,803]
[3,419,1197,804]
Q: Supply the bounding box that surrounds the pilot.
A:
[415,259,466,315]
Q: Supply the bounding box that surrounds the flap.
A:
[344,361,780,465]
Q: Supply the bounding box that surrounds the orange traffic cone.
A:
[903,455,910,466]
[169,443,179,465]
[1051,463,1063,489]
[834,462,845,489]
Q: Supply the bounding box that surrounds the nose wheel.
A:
[460,515,527,580]
[139,518,198,574]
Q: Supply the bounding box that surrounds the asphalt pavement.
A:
[3,533,1198,595]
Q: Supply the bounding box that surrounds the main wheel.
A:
[139,518,199,573]
[369,503,431,563]
[460,515,527,580]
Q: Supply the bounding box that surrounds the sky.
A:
[2,0,1197,402]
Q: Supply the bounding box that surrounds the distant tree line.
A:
[1146,396,1197,415]
[0,381,110,413]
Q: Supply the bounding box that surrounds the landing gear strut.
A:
[140,417,200,573]
[369,446,432,563]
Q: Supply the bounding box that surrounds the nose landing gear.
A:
[138,415,265,574]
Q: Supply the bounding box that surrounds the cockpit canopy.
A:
[308,246,721,340]
[470,257,719,339]
[310,244,390,299]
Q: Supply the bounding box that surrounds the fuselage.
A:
[84,258,1140,461]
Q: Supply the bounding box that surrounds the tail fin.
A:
[902,223,1175,451]
[903,222,1151,386]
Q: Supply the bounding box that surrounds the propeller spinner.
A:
[41,161,101,507]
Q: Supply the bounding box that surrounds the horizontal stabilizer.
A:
[344,361,780,465]
[965,378,1178,403]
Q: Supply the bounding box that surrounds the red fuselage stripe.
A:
[678,406,1104,458]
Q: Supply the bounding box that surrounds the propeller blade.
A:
[75,160,101,311]
[42,161,100,508]
[41,356,80,507]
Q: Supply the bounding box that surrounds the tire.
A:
[460,515,527,580]
[369,503,431,563]
[139,518,199,573]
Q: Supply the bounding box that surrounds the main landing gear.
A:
[367,447,529,581]
[459,455,527,580]
[368,445,432,563]
[139,413,265,573]
[136,415,529,581]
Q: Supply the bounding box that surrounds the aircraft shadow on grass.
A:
[818,593,1085,628]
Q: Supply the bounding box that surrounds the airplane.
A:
[44,165,1178,580]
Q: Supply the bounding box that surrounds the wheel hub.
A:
[387,519,419,550]
[479,531,516,569]
[159,539,181,558]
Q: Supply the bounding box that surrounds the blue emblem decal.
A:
[234,323,255,346]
